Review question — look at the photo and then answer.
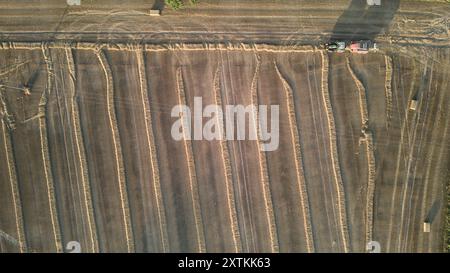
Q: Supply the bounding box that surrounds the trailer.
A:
[349,40,378,54]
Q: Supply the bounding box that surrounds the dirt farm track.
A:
[0,1,450,253]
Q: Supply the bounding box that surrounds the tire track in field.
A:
[53,48,79,250]
[427,84,450,253]
[220,49,256,252]
[250,53,279,253]
[175,67,206,253]
[274,62,315,253]
[96,49,135,253]
[213,65,242,253]
[135,47,169,252]
[0,60,30,78]
[41,45,63,253]
[65,46,99,253]
[307,54,338,250]
[396,61,431,252]
[391,60,422,251]
[0,119,26,252]
[345,56,376,246]
[416,85,440,251]
[401,62,434,252]
[386,57,418,252]
[319,51,350,252]
[419,61,449,251]
[0,229,26,251]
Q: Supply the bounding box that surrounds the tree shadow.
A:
[152,0,165,11]
[425,200,441,223]
[330,0,400,41]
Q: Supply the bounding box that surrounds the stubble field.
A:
[0,42,448,252]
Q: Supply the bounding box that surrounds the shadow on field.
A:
[330,0,400,41]
[152,0,165,11]
[425,200,441,223]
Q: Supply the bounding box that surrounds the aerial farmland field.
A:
[0,0,449,254]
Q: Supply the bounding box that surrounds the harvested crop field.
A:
[0,42,449,253]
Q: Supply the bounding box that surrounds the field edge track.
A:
[175,67,207,253]
[250,53,279,253]
[345,56,376,246]
[41,45,64,253]
[0,119,27,252]
[96,49,135,253]
[319,51,350,252]
[65,46,99,253]
[274,61,315,253]
[135,46,169,252]
[213,65,243,253]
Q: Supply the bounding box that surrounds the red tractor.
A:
[349,40,378,54]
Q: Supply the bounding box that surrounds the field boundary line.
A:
[213,65,242,253]
[250,54,279,253]
[176,67,206,253]
[65,46,99,253]
[96,49,135,253]
[319,51,350,252]
[41,45,63,253]
[274,62,315,253]
[1,120,26,252]
[135,47,169,252]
